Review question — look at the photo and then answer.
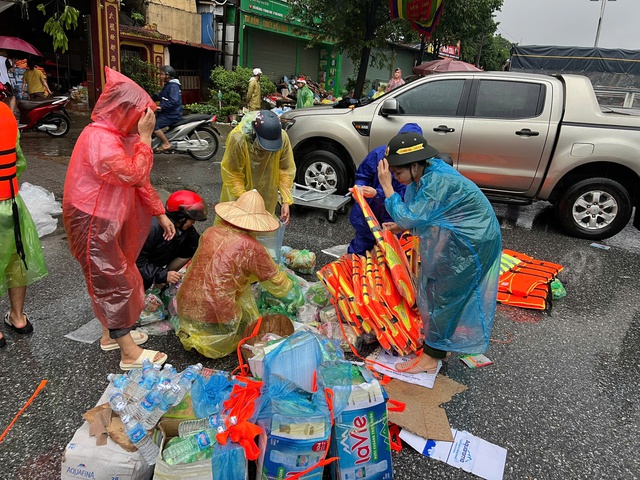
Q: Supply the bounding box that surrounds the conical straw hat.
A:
[215,189,280,232]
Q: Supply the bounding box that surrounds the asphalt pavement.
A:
[1,108,639,479]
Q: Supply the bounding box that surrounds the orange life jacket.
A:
[0,103,19,201]
[497,250,563,310]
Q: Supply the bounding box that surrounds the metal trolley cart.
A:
[292,183,351,223]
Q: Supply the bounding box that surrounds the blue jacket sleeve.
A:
[159,83,182,116]
[354,146,385,186]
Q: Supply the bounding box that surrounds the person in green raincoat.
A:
[295,78,314,109]
[218,110,296,225]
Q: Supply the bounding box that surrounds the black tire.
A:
[556,177,632,240]
[296,149,349,194]
[188,127,219,161]
[44,113,70,137]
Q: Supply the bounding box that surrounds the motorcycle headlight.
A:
[280,117,296,132]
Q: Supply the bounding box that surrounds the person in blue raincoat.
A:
[347,123,422,255]
[377,131,501,373]
[153,65,182,152]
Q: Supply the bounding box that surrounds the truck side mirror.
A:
[380,98,399,117]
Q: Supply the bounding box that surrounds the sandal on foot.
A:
[396,358,441,375]
[119,349,167,371]
[153,145,172,154]
[4,312,34,334]
[100,330,149,351]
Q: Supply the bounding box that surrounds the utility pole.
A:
[592,0,616,48]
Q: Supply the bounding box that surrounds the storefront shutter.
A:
[250,29,296,84]
[298,44,320,82]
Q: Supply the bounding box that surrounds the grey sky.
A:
[494,0,640,50]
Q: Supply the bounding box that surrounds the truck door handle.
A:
[515,129,539,136]
[433,125,455,133]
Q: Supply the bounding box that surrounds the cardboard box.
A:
[256,428,330,480]
[330,379,393,480]
[153,419,248,480]
[61,420,154,480]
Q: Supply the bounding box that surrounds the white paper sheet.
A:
[399,428,507,480]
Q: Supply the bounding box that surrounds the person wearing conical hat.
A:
[176,189,298,359]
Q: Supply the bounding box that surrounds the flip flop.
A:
[153,146,172,154]
[119,349,167,371]
[4,312,34,334]
[100,330,149,351]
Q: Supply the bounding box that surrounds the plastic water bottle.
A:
[106,387,127,414]
[342,459,389,480]
[171,363,203,404]
[157,364,176,387]
[121,414,159,465]
[178,413,237,438]
[127,383,167,423]
[141,384,182,430]
[162,427,217,465]
[269,450,321,467]
[128,364,161,402]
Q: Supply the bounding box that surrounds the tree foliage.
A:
[430,0,504,69]
[37,1,79,53]
[288,0,416,99]
[208,66,276,115]
[120,56,160,96]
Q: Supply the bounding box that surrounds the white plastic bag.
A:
[19,182,62,238]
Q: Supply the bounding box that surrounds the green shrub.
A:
[121,57,160,96]
[209,66,276,111]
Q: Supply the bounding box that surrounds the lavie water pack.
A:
[330,377,393,480]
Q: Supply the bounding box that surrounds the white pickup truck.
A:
[280,72,640,240]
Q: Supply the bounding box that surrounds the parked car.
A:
[280,72,640,240]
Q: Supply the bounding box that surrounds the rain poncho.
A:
[62,67,164,330]
[0,106,47,297]
[176,224,293,358]
[348,123,422,255]
[246,77,261,111]
[296,84,314,109]
[385,158,501,354]
[219,119,295,216]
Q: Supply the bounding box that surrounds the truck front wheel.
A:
[297,150,349,194]
[556,177,632,240]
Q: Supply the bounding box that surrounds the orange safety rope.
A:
[0,379,48,444]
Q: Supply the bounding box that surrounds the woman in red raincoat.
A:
[63,67,175,370]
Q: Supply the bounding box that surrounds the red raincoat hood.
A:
[92,67,157,134]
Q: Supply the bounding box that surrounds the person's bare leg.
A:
[100,325,111,348]
[7,286,28,328]
[154,129,171,149]
[116,332,164,364]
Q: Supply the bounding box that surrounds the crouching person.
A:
[176,190,295,358]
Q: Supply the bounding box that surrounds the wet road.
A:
[1,109,639,479]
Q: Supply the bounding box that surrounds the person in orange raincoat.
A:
[63,67,176,371]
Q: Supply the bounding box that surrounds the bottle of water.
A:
[178,413,238,438]
[107,373,129,390]
[141,384,182,430]
[157,364,176,387]
[171,363,203,404]
[121,414,159,465]
[162,427,217,465]
[342,459,389,480]
[106,387,127,414]
[128,363,161,402]
[269,450,321,467]
[127,383,167,423]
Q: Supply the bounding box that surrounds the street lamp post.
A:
[591,0,616,48]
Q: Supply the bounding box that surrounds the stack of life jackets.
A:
[316,186,423,356]
[497,249,563,310]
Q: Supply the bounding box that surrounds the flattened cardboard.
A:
[385,375,467,442]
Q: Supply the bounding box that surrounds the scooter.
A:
[17,95,71,137]
[152,114,221,161]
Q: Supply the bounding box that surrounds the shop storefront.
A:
[237,0,341,94]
